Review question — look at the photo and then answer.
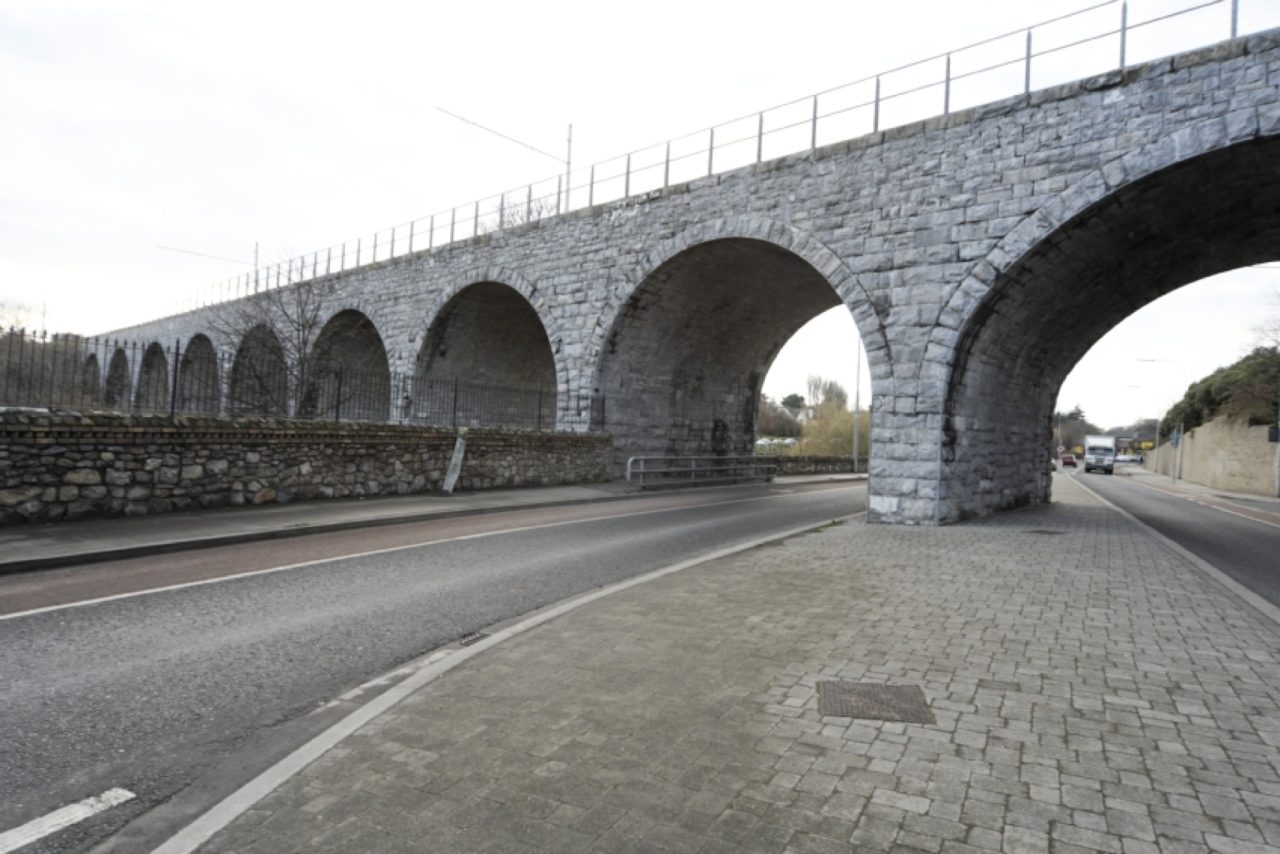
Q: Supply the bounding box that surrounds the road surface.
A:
[0,480,863,853]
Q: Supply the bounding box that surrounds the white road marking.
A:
[0,486,860,623]
[1122,476,1280,530]
[150,512,864,854]
[0,788,135,854]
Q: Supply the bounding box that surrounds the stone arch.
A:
[593,225,874,465]
[103,347,130,409]
[305,309,390,422]
[178,333,220,415]
[588,216,890,393]
[134,343,169,412]
[412,279,557,429]
[229,324,288,416]
[81,353,101,407]
[934,124,1280,522]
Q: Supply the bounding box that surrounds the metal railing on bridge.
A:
[166,0,1280,319]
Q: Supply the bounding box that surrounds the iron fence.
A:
[165,0,1280,318]
[0,329,605,431]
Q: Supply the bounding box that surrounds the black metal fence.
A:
[0,329,605,431]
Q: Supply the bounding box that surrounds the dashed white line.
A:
[0,788,135,854]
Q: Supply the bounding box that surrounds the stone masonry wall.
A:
[1145,416,1279,496]
[0,412,612,524]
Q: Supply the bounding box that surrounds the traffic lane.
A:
[0,486,861,846]
[0,480,863,616]
[1074,471,1280,606]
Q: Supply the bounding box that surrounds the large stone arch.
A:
[933,123,1280,522]
[229,324,288,416]
[306,309,390,422]
[103,347,130,409]
[593,225,875,466]
[178,333,220,415]
[413,277,558,430]
[134,342,169,413]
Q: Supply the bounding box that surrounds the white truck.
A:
[1083,434,1116,474]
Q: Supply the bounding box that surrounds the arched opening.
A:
[413,282,556,429]
[306,310,390,422]
[134,342,169,412]
[229,325,288,416]
[595,237,846,466]
[81,353,101,407]
[942,136,1280,521]
[103,348,130,409]
[179,334,220,415]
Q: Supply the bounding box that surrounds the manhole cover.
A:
[816,682,935,724]
[1025,529,1066,535]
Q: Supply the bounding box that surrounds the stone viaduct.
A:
[105,30,1280,525]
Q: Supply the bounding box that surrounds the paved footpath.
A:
[170,475,1280,854]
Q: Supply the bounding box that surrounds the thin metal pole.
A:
[556,176,562,214]
[390,227,396,257]
[624,154,631,197]
[473,201,479,235]
[169,339,180,416]
[663,142,670,188]
[589,165,595,206]
[944,53,951,114]
[408,221,415,253]
[756,112,764,163]
[1025,29,1033,94]
[498,196,505,230]
[356,238,362,266]
[340,243,346,271]
[873,76,881,132]
[429,214,435,250]
[449,208,456,243]
[1120,1,1128,69]
[1231,0,1239,38]
[810,96,818,150]
[707,128,715,176]
[564,123,572,211]
[326,247,332,275]
[525,185,532,222]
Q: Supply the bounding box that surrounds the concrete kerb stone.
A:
[161,474,1280,853]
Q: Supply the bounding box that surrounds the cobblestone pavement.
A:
[198,477,1280,853]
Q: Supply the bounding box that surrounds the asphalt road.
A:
[1070,467,1280,605]
[0,481,863,854]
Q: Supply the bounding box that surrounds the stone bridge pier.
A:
[108,31,1280,524]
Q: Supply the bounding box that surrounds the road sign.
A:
[1057,445,1065,453]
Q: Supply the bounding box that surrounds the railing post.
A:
[556,176,562,215]
[334,368,343,423]
[169,338,180,416]
[589,165,595,206]
[498,195,505,230]
[810,96,818,150]
[452,378,460,427]
[473,201,479,236]
[1120,1,1128,69]
[390,226,396,257]
[449,208,456,243]
[624,154,631,197]
[873,76,881,132]
[371,232,378,262]
[1231,0,1239,38]
[756,112,764,163]
[944,53,951,114]
[707,127,714,176]
[663,141,670,188]
[1025,28,1033,94]
[526,185,532,222]
[356,237,362,266]
[408,220,415,253]
[429,214,435,250]
[536,389,543,431]
[326,247,332,275]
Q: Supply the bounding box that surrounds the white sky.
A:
[2,0,1276,429]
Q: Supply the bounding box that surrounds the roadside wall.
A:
[0,412,612,524]
[1145,416,1279,496]
[776,456,861,475]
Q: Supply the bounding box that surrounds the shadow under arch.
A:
[179,333,220,415]
[134,342,168,413]
[412,281,557,429]
[938,133,1280,521]
[104,348,130,408]
[229,325,288,416]
[594,235,862,465]
[306,309,390,422]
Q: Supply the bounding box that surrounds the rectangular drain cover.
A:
[456,631,489,647]
[816,682,935,724]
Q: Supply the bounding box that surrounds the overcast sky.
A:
[2,0,1276,429]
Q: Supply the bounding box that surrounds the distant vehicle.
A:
[1083,434,1116,474]
[1060,453,1077,467]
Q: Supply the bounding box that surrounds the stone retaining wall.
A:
[1145,416,1279,495]
[0,412,612,524]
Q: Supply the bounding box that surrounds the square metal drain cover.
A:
[816,682,935,724]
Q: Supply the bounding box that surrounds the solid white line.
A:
[1,486,860,624]
[150,512,863,854]
[1070,476,1280,629]
[0,788,135,854]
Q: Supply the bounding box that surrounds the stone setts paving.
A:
[205,477,1280,853]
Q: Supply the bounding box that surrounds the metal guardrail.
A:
[625,455,779,489]
[169,0,1277,318]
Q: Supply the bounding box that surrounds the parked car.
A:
[1060,453,1077,467]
